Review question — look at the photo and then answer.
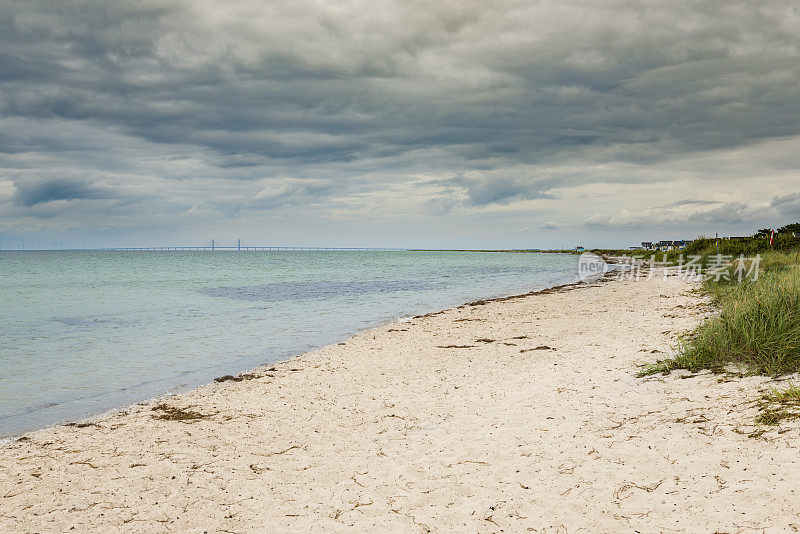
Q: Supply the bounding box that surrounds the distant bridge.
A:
[86,246,407,252]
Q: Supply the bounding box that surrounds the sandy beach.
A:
[2,272,799,533]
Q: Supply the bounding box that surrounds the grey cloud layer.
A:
[1,0,799,243]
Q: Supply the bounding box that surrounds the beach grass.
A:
[630,246,800,426]
[639,252,800,377]
[755,382,800,426]
[620,243,800,428]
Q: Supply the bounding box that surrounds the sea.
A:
[0,250,579,437]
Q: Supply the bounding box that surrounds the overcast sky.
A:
[1,0,799,249]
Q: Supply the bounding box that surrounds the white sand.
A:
[2,273,799,532]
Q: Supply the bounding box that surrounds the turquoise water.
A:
[0,251,578,437]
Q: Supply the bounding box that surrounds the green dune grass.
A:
[595,227,800,426]
[640,254,800,377]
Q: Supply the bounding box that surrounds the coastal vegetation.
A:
[596,227,800,263]
[640,251,800,377]
[756,383,800,426]
[599,225,800,427]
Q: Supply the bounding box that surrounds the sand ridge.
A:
[1,273,799,532]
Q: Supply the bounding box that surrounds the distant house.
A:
[575,246,585,252]
[637,240,692,252]
[652,240,691,251]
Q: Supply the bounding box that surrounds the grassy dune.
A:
[597,232,800,427]
[641,252,800,377]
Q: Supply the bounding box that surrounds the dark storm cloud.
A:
[0,0,799,242]
[687,202,750,224]
[539,222,562,231]
[13,178,99,206]
[10,174,135,207]
[656,200,726,208]
[444,174,558,207]
[771,193,800,217]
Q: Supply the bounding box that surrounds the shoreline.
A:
[3,270,799,531]
[1,273,587,441]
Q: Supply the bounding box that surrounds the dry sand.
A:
[2,272,799,532]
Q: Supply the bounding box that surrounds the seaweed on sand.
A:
[151,403,213,422]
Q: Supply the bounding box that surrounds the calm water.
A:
[0,250,578,437]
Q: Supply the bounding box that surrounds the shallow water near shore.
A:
[0,250,578,436]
